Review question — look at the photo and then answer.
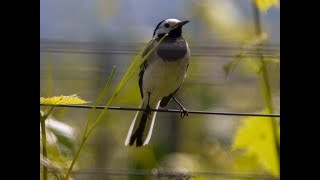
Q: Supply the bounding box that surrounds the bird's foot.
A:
[171,95,188,118]
[179,107,189,118]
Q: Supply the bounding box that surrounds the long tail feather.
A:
[125,98,160,147]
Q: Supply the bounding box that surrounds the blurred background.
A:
[40,0,280,179]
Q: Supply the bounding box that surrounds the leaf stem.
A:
[64,137,86,180]
[83,66,116,136]
[40,106,54,180]
[252,0,280,172]
[64,67,116,180]
[41,106,54,122]
[40,119,48,180]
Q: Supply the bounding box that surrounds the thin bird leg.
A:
[145,92,151,115]
[171,95,188,118]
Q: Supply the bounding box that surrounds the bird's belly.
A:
[142,58,188,102]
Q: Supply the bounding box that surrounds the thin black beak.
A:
[175,20,190,28]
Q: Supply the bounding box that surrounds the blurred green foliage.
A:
[40,111,76,179]
[232,109,280,176]
[40,95,90,179]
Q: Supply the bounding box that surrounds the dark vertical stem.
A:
[40,106,54,180]
[252,0,280,164]
[41,119,48,180]
[252,3,262,35]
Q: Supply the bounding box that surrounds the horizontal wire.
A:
[39,47,279,55]
[40,40,280,47]
[46,168,279,179]
[40,39,280,57]
[40,103,280,117]
[40,49,279,58]
[39,39,280,48]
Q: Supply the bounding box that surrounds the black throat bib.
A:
[156,28,187,61]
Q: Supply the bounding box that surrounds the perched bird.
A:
[125,18,190,147]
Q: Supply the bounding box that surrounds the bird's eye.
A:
[164,23,169,28]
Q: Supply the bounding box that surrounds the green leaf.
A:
[40,94,90,105]
[46,118,76,156]
[254,0,279,13]
[232,109,280,176]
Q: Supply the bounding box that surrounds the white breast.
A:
[142,56,189,103]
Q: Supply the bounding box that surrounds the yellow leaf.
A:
[40,94,90,105]
[232,109,280,176]
[254,0,279,13]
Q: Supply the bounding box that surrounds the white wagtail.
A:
[125,19,190,147]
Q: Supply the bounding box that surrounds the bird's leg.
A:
[145,92,151,115]
[171,95,188,118]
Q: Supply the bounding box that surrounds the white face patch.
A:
[153,19,182,38]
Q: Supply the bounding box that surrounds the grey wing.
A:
[139,40,157,98]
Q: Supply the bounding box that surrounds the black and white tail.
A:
[125,97,160,147]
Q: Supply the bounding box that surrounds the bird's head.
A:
[153,18,189,38]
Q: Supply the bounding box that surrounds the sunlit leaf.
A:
[233,154,267,175]
[40,94,90,105]
[46,118,76,156]
[254,0,279,13]
[232,109,280,176]
[40,114,76,156]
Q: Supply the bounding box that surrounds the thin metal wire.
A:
[40,39,280,49]
[40,48,279,58]
[52,168,279,179]
[40,39,280,57]
[40,104,280,117]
